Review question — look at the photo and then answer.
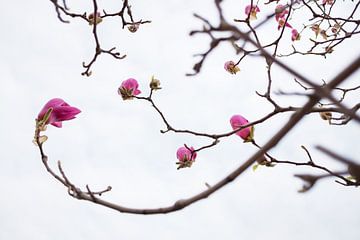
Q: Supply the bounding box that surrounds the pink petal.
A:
[133,89,141,95]
[245,5,251,15]
[51,122,63,128]
[230,115,251,140]
[37,98,81,128]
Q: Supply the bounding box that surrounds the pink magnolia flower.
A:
[224,61,240,74]
[291,29,301,41]
[88,12,102,25]
[275,4,289,21]
[230,114,254,142]
[245,5,260,20]
[277,17,292,30]
[176,146,197,169]
[37,98,81,128]
[118,78,141,100]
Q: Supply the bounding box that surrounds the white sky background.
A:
[0,0,359,239]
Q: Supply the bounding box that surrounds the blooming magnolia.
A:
[230,114,254,142]
[274,4,297,42]
[245,5,260,20]
[275,4,289,21]
[37,98,81,128]
[224,61,240,74]
[88,12,102,25]
[277,17,292,30]
[274,4,292,30]
[291,29,301,41]
[176,146,197,169]
[118,78,141,100]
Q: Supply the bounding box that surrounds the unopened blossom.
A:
[128,23,140,33]
[291,29,301,41]
[277,17,292,30]
[37,98,81,128]
[176,146,197,169]
[245,5,260,20]
[88,12,102,25]
[118,78,141,100]
[149,76,161,90]
[230,114,254,142]
[224,61,240,74]
[275,4,289,21]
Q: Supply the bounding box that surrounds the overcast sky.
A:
[1,0,359,239]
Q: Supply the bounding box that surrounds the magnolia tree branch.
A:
[188,0,360,124]
[36,0,360,216]
[35,50,360,214]
[48,0,150,76]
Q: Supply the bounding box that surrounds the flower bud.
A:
[128,23,140,33]
[230,114,254,142]
[291,29,301,41]
[224,61,240,74]
[176,146,197,169]
[149,76,161,90]
[88,12,102,25]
